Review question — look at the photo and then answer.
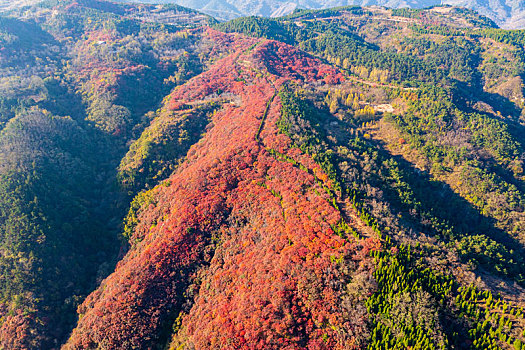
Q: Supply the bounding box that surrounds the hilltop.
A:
[112,0,525,28]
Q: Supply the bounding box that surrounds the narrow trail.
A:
[255,92,277,143]
[347,75,418,91]
[339,199,379,239]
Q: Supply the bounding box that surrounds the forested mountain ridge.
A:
[1,1,525,349]
[112,0,525,29]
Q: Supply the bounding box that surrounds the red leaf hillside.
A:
[64,31,374,349]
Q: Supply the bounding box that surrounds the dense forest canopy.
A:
[0,1,525,349]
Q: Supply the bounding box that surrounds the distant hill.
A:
[115,0,525,28]
[3,0,523,28]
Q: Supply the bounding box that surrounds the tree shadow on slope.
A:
[368,136,525,289]
[306,94,525,290]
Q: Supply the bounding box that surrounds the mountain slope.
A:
[1,2,525,349]
[116,0,524,28]
[0,0,211,348]
[65,29,370,349]
[67,7,525,349]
